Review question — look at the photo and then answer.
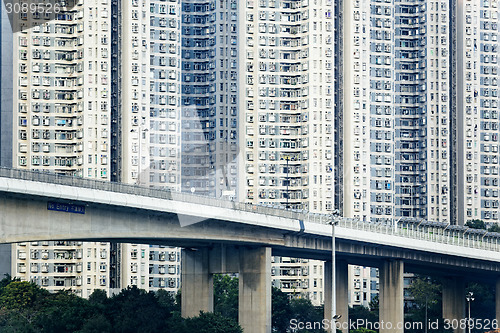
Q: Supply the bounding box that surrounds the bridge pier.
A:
[442,276,465,333]
[324,260,349,332]
[239,247,272,333]
[181,248,213,317]
[496,277,500,324]
[379,260,404,333]
[181,245,271,333]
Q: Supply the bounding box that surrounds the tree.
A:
[0,281,48,310]
[368,295,379,312]
[0,275,18,290]
[178,311,242,333]
[0,280,50,331]
[406,276,453,333]
[466,282,496,328]
[156,289,180,316]
[0,279,245,333]
[37,290,93,333]
[350,328,376,333]
[76,314,112,333]
[488,224,500,233]
[289,297,325,333]
[272,287,292,333]
[106,286,169,333]
[466,219,487,230]
[349,305,378,329]
[213,274,239,321]
[88,289,108,307]
[408,277,440,310]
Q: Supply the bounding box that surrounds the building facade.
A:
[238,0,336,304]
[10,0,115,295]
[0,0,14,278]
[456,0,500,224]
[339,0,500,227]
[240,0,335,212]
[119,244,181,295]
[8,0,183,297]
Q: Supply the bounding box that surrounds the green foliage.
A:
[213,274,239,321]
[36,290,92,333]
[272,287,293,333]
[0,281,48,310]
[0,275,17,289]
[76,314,112,333]
[0,279,240,333]
[0,274,329,333]
[271,287,325,333]
[106,286,172,333]
[406,277,443,333]
[408,277,440,310]
[466,219,487,230]
[466,282,496,329]
[350,328,376,333]
[466,219,500,233]
[88,289,108,306]
[179,311,243,333]
[488,223,500,233]
[289,297,325,333]
[349,305,378,329]
[368,295,379,312]
[156,288,180,315]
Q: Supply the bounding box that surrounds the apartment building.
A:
[348,266,379,308]
[119,0,239,197]
[1,1,13,170]
[340,0,500,227]
[8,0,184,296]
[120,244,181,294]
[337,0,500,306]
[342,0,433,224]
[238,0,335,304]
[271,257,320,305]
[456,0,500,224]
[338,0,451,305]
[240,0,335,212]
[10,0,117,295]
[14,241,110,298]
[0,1,14,277]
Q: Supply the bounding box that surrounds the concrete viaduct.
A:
[0,168,499,333]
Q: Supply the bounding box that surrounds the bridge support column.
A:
[442,276,465,333]
[324,260,349,332]
[379,260,404,333]
[496,277,500,324]
[181,248,213,318]
[239,247,272,333]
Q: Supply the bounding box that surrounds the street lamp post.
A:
[466,291,475,333]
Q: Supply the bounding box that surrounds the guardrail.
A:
[0,167,328,223]
[336,217,500,252]
[0,167,499,252]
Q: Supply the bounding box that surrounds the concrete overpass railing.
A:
[337,218,500,252]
